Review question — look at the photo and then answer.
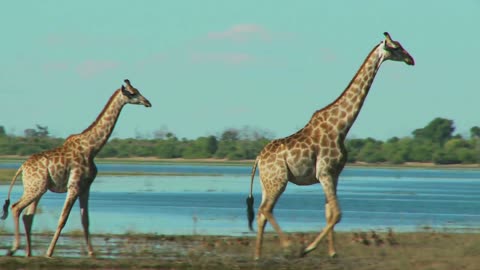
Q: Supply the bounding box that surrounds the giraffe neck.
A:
[315,42,386,138]
[80,90,126,157]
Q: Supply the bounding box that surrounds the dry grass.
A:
[0,231,478,269]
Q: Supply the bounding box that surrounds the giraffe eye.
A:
[121,88,135,98]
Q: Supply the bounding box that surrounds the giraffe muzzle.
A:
[405,56,415,66]
[142,98,152,107]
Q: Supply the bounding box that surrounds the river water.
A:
[0,163,479,236]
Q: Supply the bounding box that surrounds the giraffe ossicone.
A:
[246,32,415,260]
[1,79,151,258]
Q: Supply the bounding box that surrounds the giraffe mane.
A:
[315,42,382,115]
[81,89,122,134]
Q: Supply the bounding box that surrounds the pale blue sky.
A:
[1,1,478,140]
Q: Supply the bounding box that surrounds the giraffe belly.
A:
[287,160,318,185]
[288,167,319,186]
[290,175,319,186]
[47,168,69,193]
[48,179,68,193]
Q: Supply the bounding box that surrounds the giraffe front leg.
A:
[46,190,78,258]
[302,196,341,257]
[302,172,341,257]
[325,202,337,257]
[79,189,95,257]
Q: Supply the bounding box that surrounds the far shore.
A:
[0,156,479,185]
[0,155,479,169]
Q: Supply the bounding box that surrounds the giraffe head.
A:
[121,79,152,107]
[382,32,415,66]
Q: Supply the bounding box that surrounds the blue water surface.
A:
[0,163,479,235]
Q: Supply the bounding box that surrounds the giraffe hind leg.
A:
[259,201,290,247]
[8,190,45,256]
[255,187,290,259]
[254,208,267,260]
[23,199,41,257]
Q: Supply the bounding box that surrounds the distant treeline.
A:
[0,118,479,164]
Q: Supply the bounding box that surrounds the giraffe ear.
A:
[383,32,396,48]
[121,84,134,97]
[383,32,392,41]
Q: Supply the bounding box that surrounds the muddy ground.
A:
[0,231,479,270]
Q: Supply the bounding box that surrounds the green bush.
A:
[1,120,479,164]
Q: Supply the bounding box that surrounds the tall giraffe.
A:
[1,79,151,257]
[246,32,414,259]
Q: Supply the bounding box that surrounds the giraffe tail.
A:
[1,167,22,220]
[246,157,259,231]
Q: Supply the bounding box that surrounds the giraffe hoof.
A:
[300,246,314,258]
[329,252,338,258]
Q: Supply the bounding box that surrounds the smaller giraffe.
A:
[1,79,151,257]
[246,32,414,260]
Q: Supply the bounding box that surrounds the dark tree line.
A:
[0,118,479,164]
[346,118,480,164]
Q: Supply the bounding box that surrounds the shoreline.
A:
[0,231,478,270]
[1,156,479,184]
[1,155,479,169]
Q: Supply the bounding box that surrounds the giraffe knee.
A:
[257,212,266,223]
[11,205,21,218]
[332,211,342,224]
[326,204,341,224]
[325,200,341,224]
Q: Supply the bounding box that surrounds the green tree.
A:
[205,135,218,155]
[382,137,409,164]
[345,138,367,162]
[413,118,454,145]
[441,138,477,164]
[215,129,240,159]
[221,129,240,141]
[98,143,119,157]
[355,138,385,163]
[153,135,183,158]
[470,126,480,139]
[408,139,436,162]
[24,125,50,138]
[182,136,218,158]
